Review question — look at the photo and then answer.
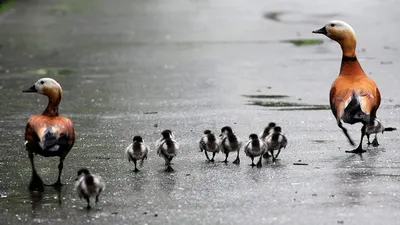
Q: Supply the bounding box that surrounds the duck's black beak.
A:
[312,26,327,35]
[23,85,37,93]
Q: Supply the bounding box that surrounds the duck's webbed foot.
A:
[345,147,366,154]
[29,172,44,192]
[371,137,379,147]
[165,165,174,172]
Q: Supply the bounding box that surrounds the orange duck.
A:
[313,20,381,153]
[23,78,75,191]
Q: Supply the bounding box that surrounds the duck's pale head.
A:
[23,78,62,97]
[313,20,357,57]
[133,136,143,143]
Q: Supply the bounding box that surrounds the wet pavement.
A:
[0,0,400,224]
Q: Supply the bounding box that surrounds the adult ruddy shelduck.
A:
[23,78,75,191]
[313,20,380,153]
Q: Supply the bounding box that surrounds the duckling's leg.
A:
[256,156,262,168]
[263,151,271,159]
[210,152,216,162]
[133,159,140,173]
[250,157,256,167]
[85,197,91,209]
[222,153,229,163]
[232,151,240,164]
[28,151,44,192]
[165,157,174,172]
[366,134,371,145]
[275,149,282,160]
[204,150,211,161]
[371,134,379,147]
[345,125,367,154]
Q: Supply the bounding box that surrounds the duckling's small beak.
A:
[23,85,37,93]
[312,26,327,35]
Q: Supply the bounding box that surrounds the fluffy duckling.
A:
[265,126,287,161]
[313,21,381,153]
[23,78,75,191]
[260,122,276,141]
[199,130,220,162]
[220,126,242,164]
[156,130,179,172]
[126,136,149,172]
[260,122,276,158]
[75,168,105,209]
[244,134,267,168]
[365,118,396,147]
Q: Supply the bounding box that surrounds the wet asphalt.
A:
[0,0,400,224]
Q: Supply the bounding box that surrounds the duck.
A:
[199,130,220,162]
[156,130,179,172]
[244,134,267,168]
[126,136,149,172]
[365,118,397,147]
[23,78,75,191]
[75,168,105,209]
[220,126,242,164]
[259,122,276,158]
[313,20,382,153]
[265,126,287,161]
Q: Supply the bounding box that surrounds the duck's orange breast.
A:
[25,115,75,157]
[330,62,381,121]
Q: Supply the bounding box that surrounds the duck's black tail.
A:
[342,91,370,124]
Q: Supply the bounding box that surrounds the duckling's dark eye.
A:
[40,81,44,84]
[330,23,336,27]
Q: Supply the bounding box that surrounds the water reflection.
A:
[30,186,62,219]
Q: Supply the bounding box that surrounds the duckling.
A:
[199,130,220,162]
[259,122,276,158]
[244,134,267,168]
[313,21,381,153]
[265,126,287,161]
[156,130,179,172]
[75,168,105,209]
[220,126,242,164]
[365,118,397,147]
[23,78,75,191]
[126,136,149,172]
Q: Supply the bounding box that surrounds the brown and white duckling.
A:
[126,136,149,172]
[23,78,75,191]
[244,134,267,168]
[199,130,220,162]
[220,126,242,164]
[75,168,105,209]
[259,122,276,158]
[265,126,287,161]
[365,118,396,147]
[156,130,179,172]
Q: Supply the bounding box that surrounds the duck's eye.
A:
[40,81,45,84]
[330,23,336,27]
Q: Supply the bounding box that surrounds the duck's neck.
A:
[42,93,61,117]
[339,38,365,77]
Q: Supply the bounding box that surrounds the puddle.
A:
[242,95,289,99]
[28,68,76,76]
[245,95,330,111]
[282,39,324,47]
[263,11,284,22]
[0,1,15,14]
